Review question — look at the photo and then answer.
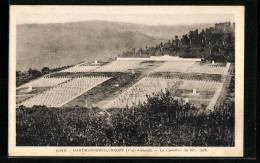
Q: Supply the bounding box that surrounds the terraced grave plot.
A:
[178,79,222,92]
[19,77,71,88]
[104,77,223,110]
[92,60,142,72]
[16,94,35,103]
[150,72,223,82]
[60,64,100,73]
[154,61,196,73]
[16,87,51,104]
[187,62,227,75]
[20,76,111,108]
[104,77,180,109]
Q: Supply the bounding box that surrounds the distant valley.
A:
[16,21,213,71]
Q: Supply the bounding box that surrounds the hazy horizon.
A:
[16,14,235,26]
[12,6,235,26]
[17,19,230,27]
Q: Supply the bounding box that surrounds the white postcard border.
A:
[9,5,244,157]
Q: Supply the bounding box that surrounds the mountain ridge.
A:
[16,20,214,71]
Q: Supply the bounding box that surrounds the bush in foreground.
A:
[16,90,234,146]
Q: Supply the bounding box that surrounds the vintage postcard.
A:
[9,6,244,157]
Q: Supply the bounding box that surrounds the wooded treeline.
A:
[120,22,235,63]
[16,65,74,87]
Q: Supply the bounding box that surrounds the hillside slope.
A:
[16,21,213,71]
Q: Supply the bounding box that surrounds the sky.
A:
[11,6,236,26]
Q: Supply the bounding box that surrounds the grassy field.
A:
[173,89,214,108]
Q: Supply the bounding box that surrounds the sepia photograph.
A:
[9,5,244,157]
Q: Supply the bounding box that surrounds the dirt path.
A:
[206,63,233,111]
[206,83,224,111]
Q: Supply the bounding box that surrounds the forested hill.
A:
[121,22,235,63]
[16,21,213,71]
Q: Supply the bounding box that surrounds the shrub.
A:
[16,90,234,146]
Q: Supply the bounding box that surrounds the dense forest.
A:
[120,22,235,63]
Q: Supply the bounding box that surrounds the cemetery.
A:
[104,76,223,110]
[16,58,231,110]
[18,76,71,89]
[15,21,236,147]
